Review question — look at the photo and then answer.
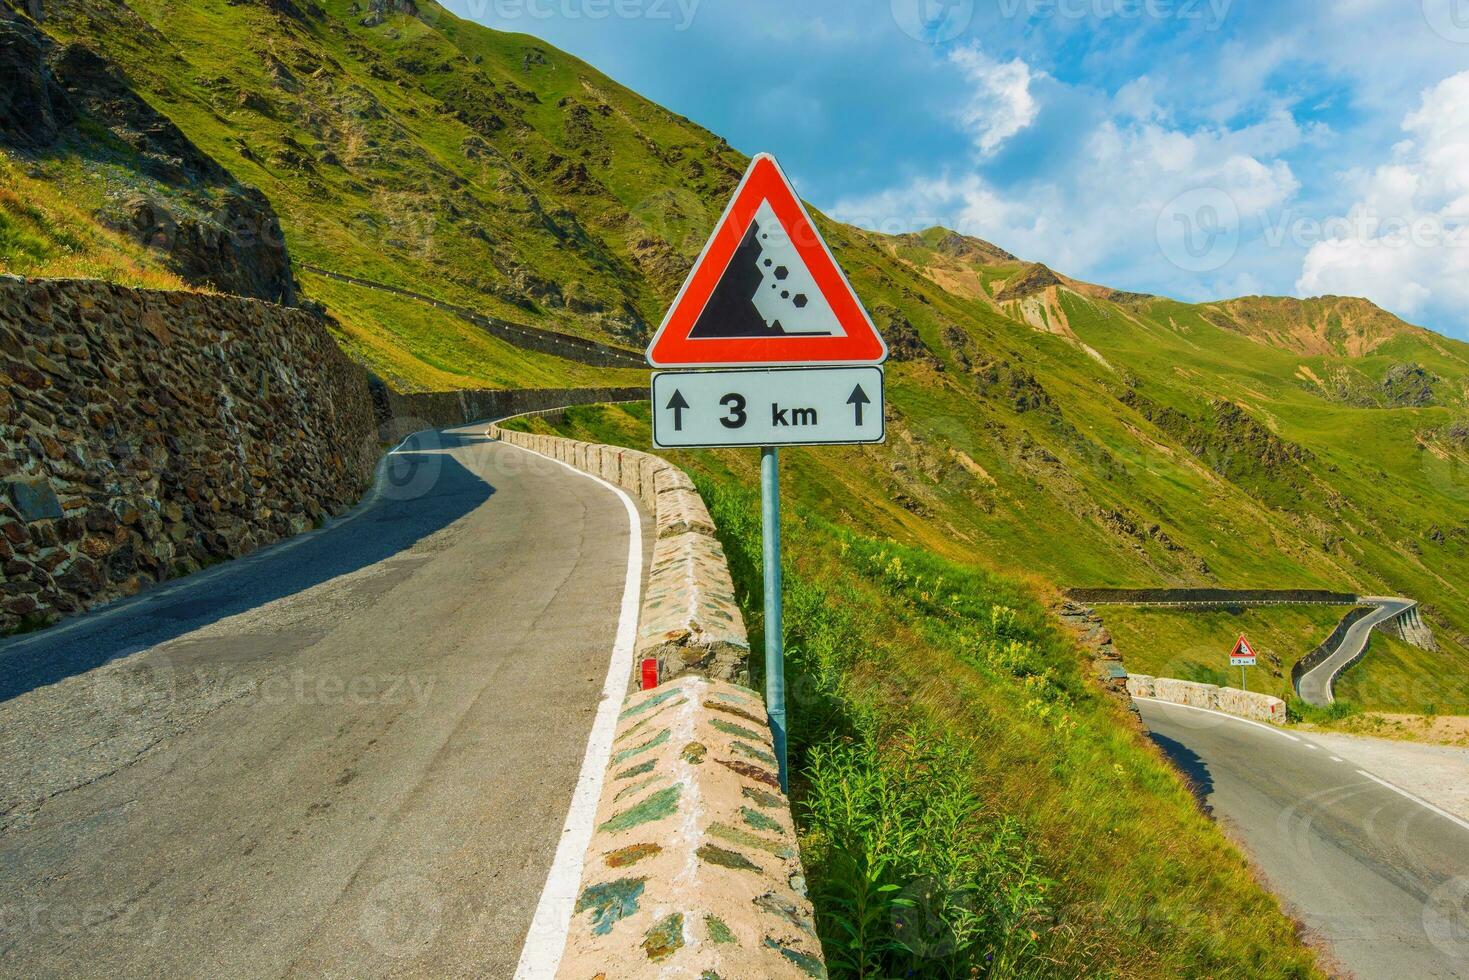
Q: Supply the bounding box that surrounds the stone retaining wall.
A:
[0,275,647,635]
[377,384,645,440]
[1127,674,1287,725]
[1069,587,1358,607]
[487,423,825,977]
[0,276,379,632]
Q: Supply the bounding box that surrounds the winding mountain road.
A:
[0,422,649,978]
[1139,698,1469,979]
[1297,599,1416,706]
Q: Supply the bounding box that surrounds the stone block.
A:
[5,478,63,523]
[654,465,697,496]
[1152,677,1217,710]
[655,487,716,540]
[639,458,662,509]
[1125,674,1155,699]
[637,531,748,683]
[1215,686,1288,725]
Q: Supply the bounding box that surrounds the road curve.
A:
[1139,697,1469,979]
[0,420,649,979]
[1297,599,1415,707]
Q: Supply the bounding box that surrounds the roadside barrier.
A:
[1289,606,1373,695]
[1066,587,1359,607]
[1127,674,1287,725]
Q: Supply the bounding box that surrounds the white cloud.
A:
[1296,71,1469,331]
[949,46,1040,157]
[832,70,1301,293]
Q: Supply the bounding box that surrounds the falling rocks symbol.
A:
[688,202,841,340]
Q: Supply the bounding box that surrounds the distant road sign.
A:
[646,154,888,368]
[652,367,884,449]
[1231,634,1258,666]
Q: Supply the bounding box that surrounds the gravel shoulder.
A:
[1301,729,1469,822]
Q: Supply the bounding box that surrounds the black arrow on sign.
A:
[847,384,871,426]
[667,389,690,431]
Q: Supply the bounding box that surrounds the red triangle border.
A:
[646,154,888,368]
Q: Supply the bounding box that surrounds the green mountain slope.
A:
[4,0,1467,700]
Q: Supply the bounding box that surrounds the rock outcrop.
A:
[0,7,296,305]
[0,11,74,147]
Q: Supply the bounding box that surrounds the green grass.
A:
[510,404,1323,978]
[1286,697,1361,725]
[302,272,646,392]
[0,156,191,291]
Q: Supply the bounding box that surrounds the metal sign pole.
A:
[761,446,789,793]
[1241,665,1247,691]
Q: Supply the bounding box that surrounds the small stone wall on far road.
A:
[1128,674,1287,725]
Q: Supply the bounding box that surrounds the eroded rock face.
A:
[108,189,295,305]
[45,44,298,305]
[0,16,297,305]
[0,13,74,148]
[0,278,377,632]
[358,0,417,27]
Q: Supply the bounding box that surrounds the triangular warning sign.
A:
[647,154,888,368]
[1232,635,1256,659]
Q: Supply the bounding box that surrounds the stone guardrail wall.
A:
[1373,600,1437,652]
[1068,587,1359,607]
[1127,674,1287,725]
[301,265,647,369]
[0,276,380,633]
[1289,606,1373,694]
[488,423,825,978]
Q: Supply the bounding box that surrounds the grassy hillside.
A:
[7,0,1464,699]
[3,0,1465,686]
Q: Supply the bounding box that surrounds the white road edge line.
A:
[1134,697,1301,741]
[1355,769,1469,835]
[1330,756,1344,763]
[507,441,644,980]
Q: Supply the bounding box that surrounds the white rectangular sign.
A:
[1230,655,1257,666]
[652,367,884,449]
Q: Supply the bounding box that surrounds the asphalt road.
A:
[1140,697,1469,979]
[1297,599,1415,706]
[0,422,648,979]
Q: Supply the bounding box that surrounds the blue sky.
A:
[444,0,1469,339]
